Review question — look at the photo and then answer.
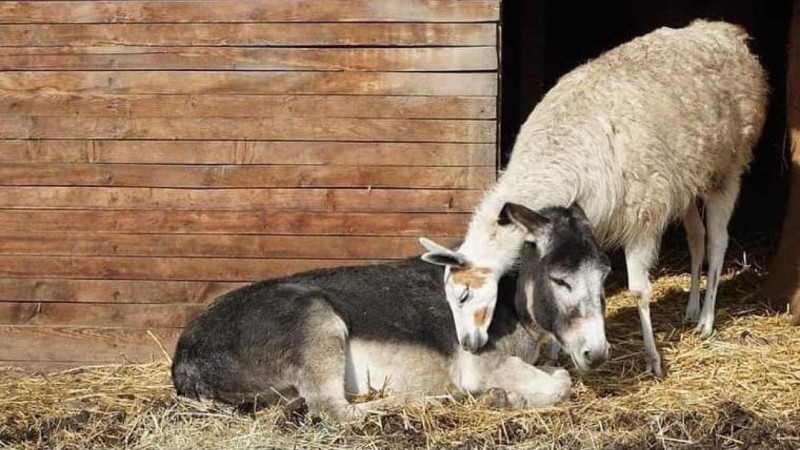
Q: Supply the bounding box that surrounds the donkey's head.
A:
[421,202,610,370]
[504,203,611,371]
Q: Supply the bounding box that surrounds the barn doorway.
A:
[500,0,793,238]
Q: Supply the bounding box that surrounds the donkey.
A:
[171,203,610,420]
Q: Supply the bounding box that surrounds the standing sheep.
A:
[421,20,768,377]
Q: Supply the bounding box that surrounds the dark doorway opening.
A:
[500,0,792,237]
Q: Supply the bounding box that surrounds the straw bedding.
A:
[1,239,798,450]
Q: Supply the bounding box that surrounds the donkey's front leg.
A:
[485,356,572,408]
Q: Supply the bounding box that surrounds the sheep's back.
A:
[511,20,768,246]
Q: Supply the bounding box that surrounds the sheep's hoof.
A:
[644,355,663,378]
[683,303,700,323]
[693,320,714,339]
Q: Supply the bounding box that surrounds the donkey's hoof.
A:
[477,388,510,409]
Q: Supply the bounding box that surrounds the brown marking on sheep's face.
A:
[451,267,492,289]
[474,307,489,327]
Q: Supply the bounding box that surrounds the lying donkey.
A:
[172,203,611,420]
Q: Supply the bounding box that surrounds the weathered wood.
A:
[0,117,496,142]
[0,46,497,71]
[0,141,496,166]
[0,187,481,212]
[0,1,500,24]
[0,302,203,328]
[0,255,383,281]
[0,326,180,363]
[0,233,457,259]
[0,71,497,96]
[0,210,470,235]
[0,278,243,304]
[767,0,800,324]
[0,23,497,47]
[0,164,494,189]
[0,94,496,119]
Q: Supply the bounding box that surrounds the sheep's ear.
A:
[568,202,589,222]
[498,202,551,242]
[419,237,470,268]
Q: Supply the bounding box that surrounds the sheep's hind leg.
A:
[695,176,740,338]
[485,356,572,408]
[683,202,706,323]
[625,237,663,377]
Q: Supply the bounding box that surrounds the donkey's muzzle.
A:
[460,329,488,352]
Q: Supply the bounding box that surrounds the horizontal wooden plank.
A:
[0,117,496,142]
[0,234,456,259]
[0,23,497,47]
[0,1,500,24]
[0,278,244,304]
[0,46,497,71]
[0,302,203,328]
[0,164,494,189]
[0,210,470,235]
[0,94,496,119]
[0,255,384,281]
[0,141,497,166]
[0,72,497,96]
[0,326,179,363]
[0,187,482,211]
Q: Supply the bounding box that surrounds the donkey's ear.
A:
[419,237,470,268]
[498,202,551,242]
[569,202,589,222]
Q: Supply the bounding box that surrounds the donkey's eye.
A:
[458,288,471,304]
[549,276,572,291]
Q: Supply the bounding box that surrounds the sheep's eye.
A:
[549,276,572,291]
[458,288,471,304]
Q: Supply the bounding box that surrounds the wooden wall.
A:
[0,1,500,369]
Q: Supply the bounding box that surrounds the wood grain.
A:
[0,278,243,304]
[0,164,494,189]
[0,71,497,96]
[0,117,496,142]
[0,94,496,119]
[0,46,497,71]
[0,23,497,47]
[0,187,482,211]
[0,233,457,259]
[0,141,496,166]
[0,210,470,235]
[0,302,203,328]
[0,326,180,363]
[0,255,384,281]
[0,1,500,24]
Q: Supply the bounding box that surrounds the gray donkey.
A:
[172,203,611,421]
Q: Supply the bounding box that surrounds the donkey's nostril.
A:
[583,347,609,369]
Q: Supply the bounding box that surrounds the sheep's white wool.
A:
[434,20,769,367]
[462,19,768,272]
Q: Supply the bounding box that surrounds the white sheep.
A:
[421,20,768,377]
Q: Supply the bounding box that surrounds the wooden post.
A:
[767,0,800,324]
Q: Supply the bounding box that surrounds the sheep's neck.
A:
[459,207,527,276]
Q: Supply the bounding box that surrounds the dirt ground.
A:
[2,239,799,450]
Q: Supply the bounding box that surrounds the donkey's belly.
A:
[343,339,453,396]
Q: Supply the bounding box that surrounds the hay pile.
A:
[2,243,799,449]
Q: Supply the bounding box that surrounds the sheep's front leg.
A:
[485,356,571,408]
[625,237,663,377]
